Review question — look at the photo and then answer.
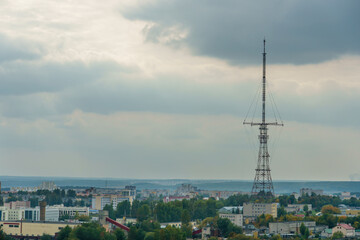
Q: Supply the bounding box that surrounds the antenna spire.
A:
[243,39,283,197]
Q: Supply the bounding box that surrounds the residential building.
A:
[163,196,190,203]
[7,209,24,221]
[4,201,30,209]
[59,206,89,218]
[269,221,316,235]
[332,224,355,237]
[285,204,312,213]
[219,213,243,227]
[92,194,134,210]
[39,181,58,191]
[300,188,323,196]
[345,209,360,216]
[243,203,277,218]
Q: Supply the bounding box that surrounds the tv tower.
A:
[243,39,283,197]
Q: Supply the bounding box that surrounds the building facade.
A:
[219,213,243,227]
[269,221,316,235]
[243,203,277,218]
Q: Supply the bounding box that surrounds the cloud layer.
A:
[0,0,358,181]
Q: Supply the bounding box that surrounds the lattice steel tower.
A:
[243,39,283,197]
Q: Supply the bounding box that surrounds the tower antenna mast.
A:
[243,39,283,197]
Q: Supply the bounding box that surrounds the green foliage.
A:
[128,226,145,240]
[144,232,155,240]
[217,217,243,238]
[303,205,309,212]
[180,209,190,226]
[40,234,52,240]
[116,201,131,218]
[157,225,186,240]
[299,223,309,239]
[57,225,72,240]
[137,204,150,222]
[317,213,338,228]
[255,214,274,227]
[321,205,341,214]
[277,206,287,218]
[228,234,256,240]
[76,215,91,222]
[104,204,116,220]
[70,222,111,240]
[113,228,126,240]
[298,195,341,211]
[67,189,77,198]
[332,231,344,239]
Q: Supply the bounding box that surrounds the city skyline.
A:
[0,1,359,180]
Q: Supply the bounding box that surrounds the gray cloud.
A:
[123,0,360,65]
[0,59,359,128]
[0,34,43,62]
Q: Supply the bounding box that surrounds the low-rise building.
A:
[0,221,79,237]
[345,209,360,216]
[163,196,190,203]
[285,204,312,213]
[219,213,243,227]
[269,221,316,235]
[332,224,355,237]
[243,203,277,218]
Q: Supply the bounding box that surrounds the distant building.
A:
[219,213,243,227]
[219,206,243,214]
[0,220,79,237]
[300,188,323,196]
[332,224,355,237]
[269,221,316,235]
[243,203,277,218]
[39,181,58,191]
[345,209,360,216]
[176,184,198,196]
[92,194,134,210]
[163,196,190,203]
[160,221,197,229]
[4,201,30,210]
[285,204,312,213]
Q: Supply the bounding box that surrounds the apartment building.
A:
[243,203,277,218]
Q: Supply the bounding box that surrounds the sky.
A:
[0,0,359,180]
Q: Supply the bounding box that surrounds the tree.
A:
[303,205,309,212]
[67,189,76,198]
[300,223,309,239]
[332,231,344,239]
[321,205,340,214]
[40,234,52,240]
[113,228,126,240]
[181,210,190,226]
[137,204,150,222]
[57,225,72,240]
[104,204,116,220]
[116,201,131,218]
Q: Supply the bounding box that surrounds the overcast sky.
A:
[0,0,359,180]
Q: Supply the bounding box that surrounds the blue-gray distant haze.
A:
[0,0,358,181]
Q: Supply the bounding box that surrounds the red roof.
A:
[338,224,354,230]
[105,217,130,232]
